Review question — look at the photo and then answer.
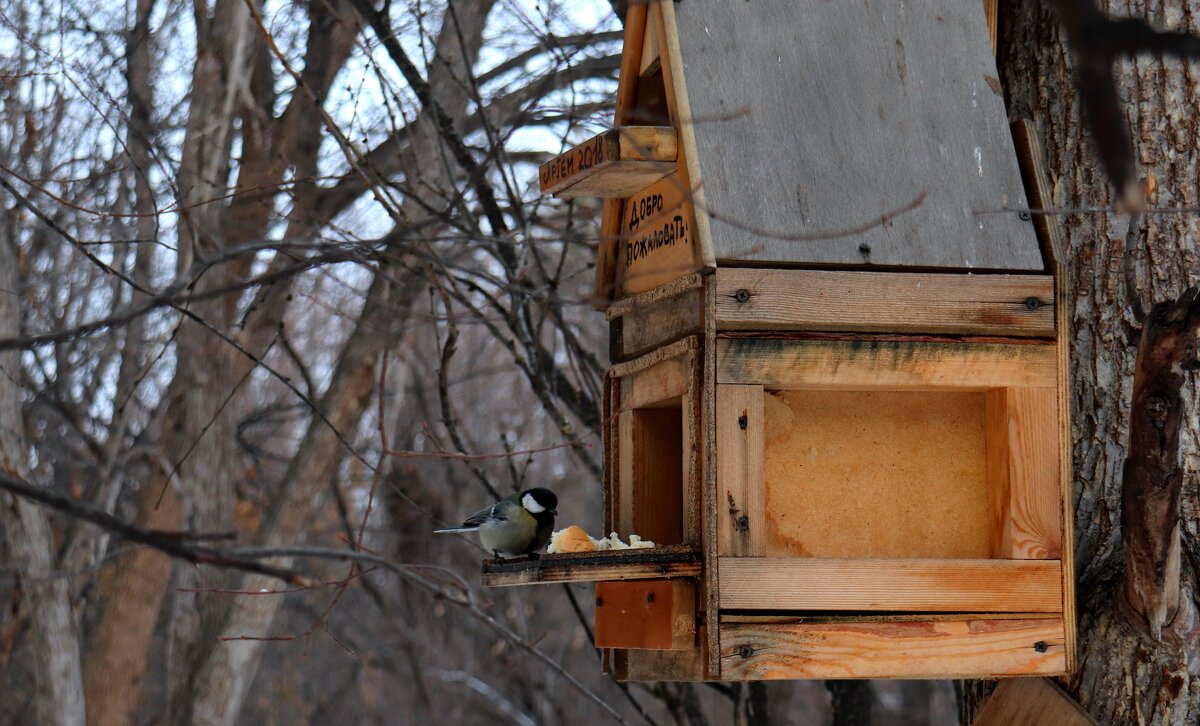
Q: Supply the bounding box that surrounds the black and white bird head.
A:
[520,488,557,516]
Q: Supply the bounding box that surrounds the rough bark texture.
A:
[988,2,1200,723]
[0,205,86,725]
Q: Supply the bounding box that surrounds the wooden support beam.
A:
[717,558,1063,612]
[595,579,696,650]
[720,617,1067,679]
[715,385,765,556]
[539,127,677,198]
[974,678,1100,726]
[714,269,1055,337]
[481,546,701,587]
[717,337,1057,389]
[986,388,1062,558]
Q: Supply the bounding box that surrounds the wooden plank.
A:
[984,0,999,55]
[639,3,661,76]
[1012,118,1076,668]
[698,276,721,675]
[717,338,1058,389]
[539,127,677,198]
[714,269,1055,337]
[620,629,708,681]
[616,286,702,361]
[481,545,701,587]
[595,579,695,650]
[986,388,1062,558]
[613,2,647,126]
[615,171,701,294]
[671,1,1042,270]
[715,385,765,556]
[975,678,1100,726]
[620,355,688,411]
[1012,119,1061,269]
[658,0,716,269]
[720,618,1067,679]
[595,199,624,308]
[718,558,1063,612]
[606,272,703,320]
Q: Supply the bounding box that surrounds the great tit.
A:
[435,488,558,560]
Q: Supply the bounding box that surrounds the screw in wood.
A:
[1019,210,1033,221]
[736,515,749,533]
[646,592,655,604]
[734,288,751,303]
[595,597,604,607]
[1024,297,1041,311]
[738,414,748,430]
[1033,640,1048,653]
[737,645,754,659]
[859,243,872,254]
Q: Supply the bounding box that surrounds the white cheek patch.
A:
[522,493,546,513]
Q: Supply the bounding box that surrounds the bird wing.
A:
[459,502,498,529]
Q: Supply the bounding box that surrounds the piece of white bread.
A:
[547,525,596,553]
[546,526,655,553]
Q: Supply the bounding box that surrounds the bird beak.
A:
[549,509,558,516]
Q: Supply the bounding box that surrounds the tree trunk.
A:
[994,2,1200,722]
[0,198,85,725]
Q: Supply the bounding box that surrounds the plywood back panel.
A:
[671,1,1043,270]
[762,389,991,558]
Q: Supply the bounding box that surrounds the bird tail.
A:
[434,526,476,534]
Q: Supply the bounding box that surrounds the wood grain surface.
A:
[671,0,1042,270]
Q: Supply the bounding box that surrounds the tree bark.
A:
[992,2,1200,722]
[0,197,85,725]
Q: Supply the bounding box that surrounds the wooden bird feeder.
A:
[485,0,1076,682]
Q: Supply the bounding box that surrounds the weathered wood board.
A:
[595,579,696,650]
[539,127,677,198]
[615,171,701,294]
[986,388,1063,559]
[720,617,1067,679]
[481,545,701,587]
[671,0,1043,270]
[714,269,1055,337]
[717,338,1058,390]
[974,678,1100,726]
[718,558,1063,612]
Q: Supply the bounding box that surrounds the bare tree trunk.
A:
[0,201,85,725]
[989,2,1200,722]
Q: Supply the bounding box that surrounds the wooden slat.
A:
[717,338,1057,389]
[658,0,716,269]
[720,618,1067,679]
[481,546,701,587]
[700,275,722,676]
[1011,118,1077,669]
[613,3,647,126]
[714,269,1055,337]
[986,388,1062,558]
[671,1,1042,270]
[539,127,677,198]
[718,558,1063,612]
[620,354,688,411]
[975,678,1100,726]
[639,4,661,76]
[715,385,765,556]
[619,628,709,681]
[595,579,695,650]
[616,286,702,361]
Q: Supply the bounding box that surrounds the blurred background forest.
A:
[0,0,962,723]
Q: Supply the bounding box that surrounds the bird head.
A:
[520,488,557,516]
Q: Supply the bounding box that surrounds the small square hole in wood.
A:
[620,399,685,546]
